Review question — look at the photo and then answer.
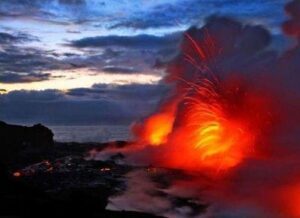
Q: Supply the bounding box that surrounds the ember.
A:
[146,167,158,174]
[100,167,111,172]
[13,171,21,177]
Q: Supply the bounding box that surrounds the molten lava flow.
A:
[136,112,175,146]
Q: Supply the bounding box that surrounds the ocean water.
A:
[48,125,131,143]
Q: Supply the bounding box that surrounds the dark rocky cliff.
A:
[0,121,54,164]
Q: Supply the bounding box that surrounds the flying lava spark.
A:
[132,31,274,172]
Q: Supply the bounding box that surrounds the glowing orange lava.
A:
[276,183,300,218]
[134,33,270,172]
[179,78,255,170]
[138,112,175,146]
[13,171,21,177]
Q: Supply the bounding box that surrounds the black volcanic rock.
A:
[0,157,163,218]
[0,122,165,218]
[0,121,54,165]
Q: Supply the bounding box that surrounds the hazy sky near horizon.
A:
[0,0,289,125]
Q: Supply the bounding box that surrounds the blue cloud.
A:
[71,33,181,49]
[0,83,168,125]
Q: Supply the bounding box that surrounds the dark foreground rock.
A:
[0,121,163,218]
[0,157,164,218]
[0,121,54,165]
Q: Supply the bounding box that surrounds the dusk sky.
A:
[0,0,288,125]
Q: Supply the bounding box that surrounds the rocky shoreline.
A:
[0,121,164,217]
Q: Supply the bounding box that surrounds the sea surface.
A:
[48,125,130,143]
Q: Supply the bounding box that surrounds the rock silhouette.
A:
[0,121,163,218]
[0,121,54,165]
